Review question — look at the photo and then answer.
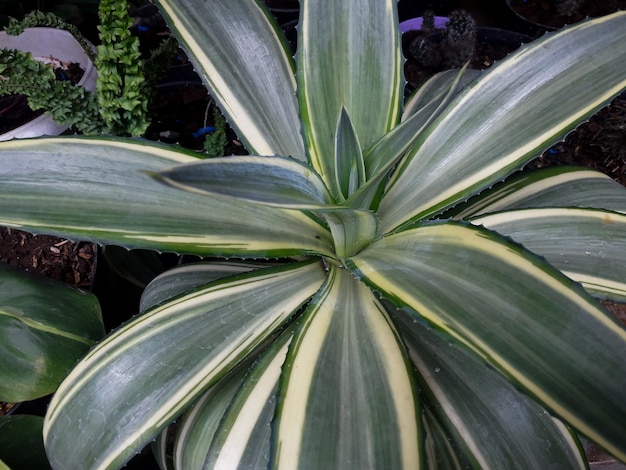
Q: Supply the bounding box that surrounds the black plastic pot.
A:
[402,17,533,95]
[473,27,533,68]
[262,0,299,25]
[505,0,626,32]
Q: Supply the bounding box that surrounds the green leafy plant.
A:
[0,46,102,133]
[0,1,625,469]
[0,262,104,403]
[0,4,175,136]
[94,0,149,135]
[0,263,104,469]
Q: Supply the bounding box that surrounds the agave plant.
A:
[0,0,625,468]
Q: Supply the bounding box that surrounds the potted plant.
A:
[0,24,97,140]
[0,1,625,469]
[402,10,532,91]
[0,2,176,139]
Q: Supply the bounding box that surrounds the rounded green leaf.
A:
[0,264,104,402]
[0,415,51,469]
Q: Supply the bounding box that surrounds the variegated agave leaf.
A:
[0,2,623,469]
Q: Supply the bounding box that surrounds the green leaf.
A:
[168,364,245,469]
[153,426,175,470]
[348,67,475,211]
[392,308,587,469]
[298,0,402,191]
[274,267,421,469]
[176,326,294,469]
[402,68,480,120]
[472,208,626,302]
[379,12,626,232]
[155,0,305,159]
[334,108,365,201]
[0,415,51,470]
[450,166,626,220]
[0,264,103,402]
[140,261,272,313]
[363,67,475,182]
[348,222,626,460]
[421,403,472,470]
[43,260,326,470]
[0,137,333,258]
[150,155,333,208]
[319,209,378,259]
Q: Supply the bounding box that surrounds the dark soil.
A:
[0,227,96,288]
[508,0,626,29]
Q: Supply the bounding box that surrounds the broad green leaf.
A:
[150,156,333,208]
[140,261,271,313]
[473,208,626,302]
[334,108,365,201]
[348,222,626,460]
[0,415,51,470]
[319,209,378,259]
[298,0,402,191]
[0,264,103,402]
[392,307,587,469]
[274,267,421,469]
[0,137,333,257]
[379,12,626,232]
[44,260,326,470]
[154,0,305,159]
[451,167,626,220]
